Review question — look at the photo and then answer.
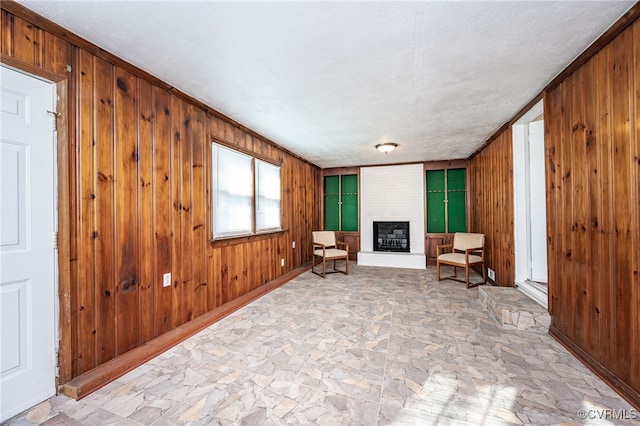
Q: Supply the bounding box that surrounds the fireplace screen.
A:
[373,221,410,253]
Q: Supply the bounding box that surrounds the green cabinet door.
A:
[324,175,340,231]
[447,168,467,233]
[426,168,466,233]
[341,174,358,232]
[324,174,358,231]
[426,170,446,233]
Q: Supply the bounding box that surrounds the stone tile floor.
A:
[6,265,638,425]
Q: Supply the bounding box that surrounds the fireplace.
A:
[373,221,410,253]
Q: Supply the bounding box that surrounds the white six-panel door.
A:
[0,65,57,422]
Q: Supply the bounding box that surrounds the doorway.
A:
[513,100,548,308]
[0,65,58,422]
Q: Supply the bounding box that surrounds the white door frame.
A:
[512,99,548,308]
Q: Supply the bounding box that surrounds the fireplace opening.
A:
[373,221,410,253]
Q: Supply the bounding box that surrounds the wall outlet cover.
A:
[487,268,496,281]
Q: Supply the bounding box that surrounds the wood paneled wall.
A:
[545,18,640,407]
[1,6,320,381]
[468,130,515,286]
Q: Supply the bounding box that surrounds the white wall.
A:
[359,164,425,268]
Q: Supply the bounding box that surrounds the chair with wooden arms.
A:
[312,231,349,278]
[436,232,486,288]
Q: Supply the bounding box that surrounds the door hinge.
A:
[54,231,58,250]
[47,110,60,131]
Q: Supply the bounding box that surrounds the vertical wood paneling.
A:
[191,106,207,319]
[152,87,173,336]
[138,79,154,343]
[76,49,95,373]
[610,29,633,380]
[594,45,614,368]
[632,19,640,393]
[43,32,72,75]
[1,11,12,55]
[468,130,514,286]
[583,57,601,357]
[170,95,183,328]
[114,69,140,355]
[546,19,640,408]
[180,101,193,323]
[93,57,116,365]
[11,16,37,64]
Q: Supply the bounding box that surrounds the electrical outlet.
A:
[281,258,285,267]
[163,273,171,287]
[292,241,296,249]
[487,268,496,281]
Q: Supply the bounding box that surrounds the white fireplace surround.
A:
[358,164,426,269]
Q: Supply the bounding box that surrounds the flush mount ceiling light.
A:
[375,142,397,154]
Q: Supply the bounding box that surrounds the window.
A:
[211,143,281,239]
[324,174,358,232]
[426,168,466,233]
[255,159,281,231]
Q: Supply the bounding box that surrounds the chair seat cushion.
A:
[438,252,483,265]
[314,248,348,258]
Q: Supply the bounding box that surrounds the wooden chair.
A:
[436,232,486,288]
[312,231,349,278]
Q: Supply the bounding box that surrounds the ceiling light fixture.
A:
[375,142,397,154]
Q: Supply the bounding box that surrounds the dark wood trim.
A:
[545,2,640,92]
[468,122,510,160]
[55,78,72,387]
[61,263,311,400]
[210,134,283,167]
[1,0,318,169]
[422,159,468,171]
[209,229,287,247]
[1,53,67,82]
[321,166,361,177]
[549,325,640,410]
[359,160,437,169]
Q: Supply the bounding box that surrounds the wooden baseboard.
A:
[61,264,311,400]
[549,325,640,410]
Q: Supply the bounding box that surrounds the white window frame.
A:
[211,142,282,239]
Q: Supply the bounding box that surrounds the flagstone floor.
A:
[6,265,638,425]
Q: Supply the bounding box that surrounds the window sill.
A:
[209,229,287,247]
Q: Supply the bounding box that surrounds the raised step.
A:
[479,286,550,333]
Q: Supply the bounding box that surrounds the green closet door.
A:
[426,170,446,233]
[324,176,340,231]
[447,169,467,232]
[341,174,358,232]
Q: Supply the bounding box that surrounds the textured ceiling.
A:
[19,1,634,168]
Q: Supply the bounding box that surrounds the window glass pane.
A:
[256,160,281,231]
[212,144,253,237]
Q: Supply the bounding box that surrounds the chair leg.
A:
[437,261,441,281]
[465,266,470,289]
[322,258,326,278]
[482,263,487,284]
[453,266,457,277]
[345,257,349,275]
